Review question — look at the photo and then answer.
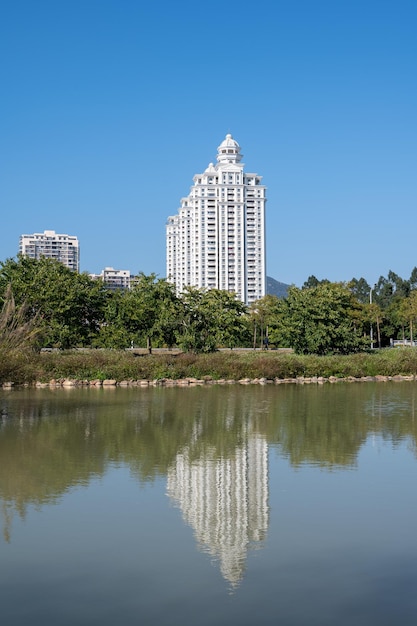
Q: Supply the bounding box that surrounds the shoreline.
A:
[2,373,417,389]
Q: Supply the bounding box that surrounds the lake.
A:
[1,383,417,625]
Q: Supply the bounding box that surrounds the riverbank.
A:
[3,347,417,387]
[2,373,415,389]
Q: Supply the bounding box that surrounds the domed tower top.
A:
[216,133,243,164]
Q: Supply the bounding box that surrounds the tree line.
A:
[1,255,417,354]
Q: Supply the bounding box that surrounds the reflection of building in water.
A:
[166,435,269,587]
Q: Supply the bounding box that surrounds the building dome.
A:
[218,133,240,150]
[217,133,242,163]
[204,162,216,173]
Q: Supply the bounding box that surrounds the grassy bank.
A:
[3,348,417,385]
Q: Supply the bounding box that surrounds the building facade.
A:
[89,267,131,290]
[167,433,269,587]
[166,134,266,305]
[19,230,80,272]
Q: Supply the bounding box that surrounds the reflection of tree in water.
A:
[0,388,260,541]
[1,501,12,543]
[364,384,417,451]
[0,390,108,541]
[2,383,417,544]
[265,383,417,468]
[265,385,369,468]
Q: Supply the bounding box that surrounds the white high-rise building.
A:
[19,230,80,272]
[166,134,266,305]
[167,434,269,588]
[89,267,131,290]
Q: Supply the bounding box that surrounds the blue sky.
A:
[1,0,416,287]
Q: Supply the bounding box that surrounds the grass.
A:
[2,347,417,385]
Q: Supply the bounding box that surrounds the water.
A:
[1,383,417,625]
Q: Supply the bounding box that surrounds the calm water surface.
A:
[1,383,417,625]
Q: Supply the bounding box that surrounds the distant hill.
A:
[266,276,290,299]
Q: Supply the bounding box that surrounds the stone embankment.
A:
[2,374,417,389]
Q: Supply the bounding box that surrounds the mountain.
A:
[266,276,290,299]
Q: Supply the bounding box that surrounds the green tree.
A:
[365,302,384,349]
[96,273,182,351]
[397,292,417,344]
[374,270,410,310]
[249,295,283,348]
[93,289,132,349]
[177,287,248,352]
[349,277,371,305]
[410,267,417,291]
[302,275,330,289]
[205,289,248,349]
[177,287,216,353]
[0,256,107,348]
[388,270,410,299]
[278,282,367,355]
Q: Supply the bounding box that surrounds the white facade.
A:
[89,267,131,290]
[19,230,80,271]
[167,434,269,587]
[166,134,266,305]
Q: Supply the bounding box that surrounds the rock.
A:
[62,379,77,387]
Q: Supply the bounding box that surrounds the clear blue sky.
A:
[1,0,416,287]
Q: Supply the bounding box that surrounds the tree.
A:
[302,275,329,289]
[278,283,367,355]
[177,287,248,352]
[349,277,371,305]
[249,295,282,348]
[177,287,217,353]
[205,289,248,349]
[0,256,107,348]
[130,274,181,351]
[366,302,384,349]
[397,292,417,344]
[373,275,394,309]
[388,270,410,299]
[410,267,417,291]
[96,273,182,351]
[93,289,132,349]
[374,270,410,309]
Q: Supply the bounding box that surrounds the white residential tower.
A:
[166,134,266,305]
[89,267,131,290]
[19,230,80,271]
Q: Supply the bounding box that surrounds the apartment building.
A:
[166,134,266,305]
[19,230,80,272]
[89,267,131,290]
